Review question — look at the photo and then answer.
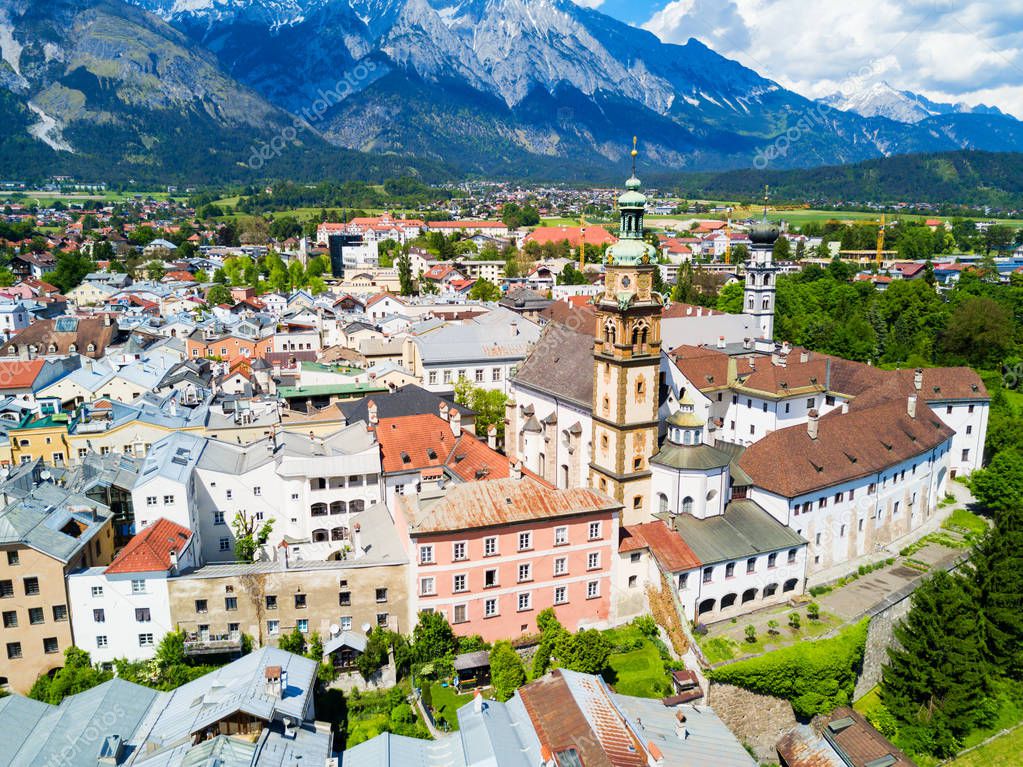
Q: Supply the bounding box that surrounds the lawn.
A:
[604,644,672,698]
[427,682,474,731]
[698,609,843,664]
[942,508,989,540]
[599,622,676,698]
[947,726,1023,766]
[343,682,431,748]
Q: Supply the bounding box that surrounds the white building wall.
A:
[749,441,952,575]
[932,400,988,475]
[650,464,729,519]
[67,570,173,664]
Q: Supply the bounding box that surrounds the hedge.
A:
[707,619,868,718]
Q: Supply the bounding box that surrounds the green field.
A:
[947,726,1023,766]
[427,682,473,731]
[7,190,184,205]
[604,644,672,698]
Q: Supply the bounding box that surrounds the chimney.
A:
[439,401,449,422]
[510,321,519,336]
[473,688,484,714]
[743,337,752,350]
[511,461,523,480]
[914,368,923,391]
[449,408,462,436]
[716,335,725,349]
[908,394,917,419]
[807,409,820,440]
[367,399,378,425]
[103,313,111,327]
[674,709,689,739]
[353,522,363,559]
[487,423,498,450]
[168,548,179,574]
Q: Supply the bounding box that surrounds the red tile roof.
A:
[739,397,954,498]
[620,521,701,571]
[0,358,46,389]
[399,477,618,533]
[105,518,192,574]
[525,225,616,247]
[376,413,545,484]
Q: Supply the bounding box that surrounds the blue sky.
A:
[585,0,1023,118]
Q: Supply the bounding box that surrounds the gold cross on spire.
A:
[631,136,638,176]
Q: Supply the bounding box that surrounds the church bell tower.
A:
[590,139,663,525]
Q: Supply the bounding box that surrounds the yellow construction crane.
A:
[876,213,886,265]
[579,214,587,271]
[724,207,733,264]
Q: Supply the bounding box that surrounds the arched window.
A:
[747,298,754,310]
[47,344,57,353]
[762,297,770,309]
[658,493,669,514]
[682,496,694,515]
[720,593,737,609]
[6,346,15,355]
[87,343,96,353]
[560,465,569,487]
[698,598,716,615]
[331,527,347,541]
[763,583,779,597]
[311,503,327,517]
[783,578,798,593]
[329,501,345,515]
[603,320,616,346]
[742,588,758,604]
[312,528,328,542]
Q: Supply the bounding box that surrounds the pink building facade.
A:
[394,479,621,642]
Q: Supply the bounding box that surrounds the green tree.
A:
[772,236,791,260]
[288,259,307,289]
[453,377,509,437]
[717,281,744,313]
[939,296,1013,368]
[970,522,1023,677]
[306,255,330,278]
[558,262,589,286]
[557,629,612,675]
[356,628,392,681]
[411,610,457,665]
[49,251,95,293]
[970,450,1023,519]
[146,260,166,281]
[490,640,526,701]
[397,250,414,296]
[468,278,501,302]
[882,571,992,757]
[28,647,112,704]
[231,511,274,562]
[206,283,234,306]
[278,628,306,654]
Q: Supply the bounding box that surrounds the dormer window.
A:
[68,344,77,353]
[87,344,96,353]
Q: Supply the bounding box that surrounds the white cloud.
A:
[641,0,1023,117]
[572,0,607,8]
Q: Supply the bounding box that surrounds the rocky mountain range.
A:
[3,0,1023,182]
[820,81,1008,125]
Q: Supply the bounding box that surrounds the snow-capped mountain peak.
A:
[822,80,1009,124]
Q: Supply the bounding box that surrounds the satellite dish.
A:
[329,624,340,637]
[361,623,371,633]
[40,470,52,481]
